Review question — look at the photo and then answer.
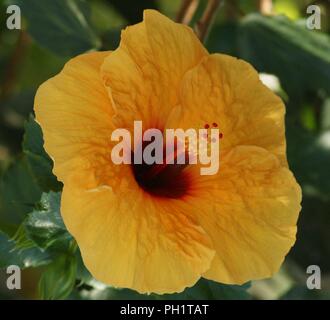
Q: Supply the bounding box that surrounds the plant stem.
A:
[195,0,223,43]
[176,0,200,25]
[0,31,30,102]
[259,0,273,15]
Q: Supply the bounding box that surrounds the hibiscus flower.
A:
[34,10,301,294]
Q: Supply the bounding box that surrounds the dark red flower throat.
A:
[132,139,191,199]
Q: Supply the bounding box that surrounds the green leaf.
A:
[24,192,72,250]
[11,0,101,57]
[18,44,66,90]
[287,125,330,201]
[0,157,42,235]
[38,252,77,300]
[165,279,251,300]
[23,116,49,158]
[238,14,330,97]
[72,278,250,300]
[0,116,61,235]
[287,123,330,272]
[290,195,330,272]
[321,98,330,131]
[207,22,239,56]
[0,231,50,269]
[76,249,92,284]
[23,116,62,192]
[281,285,330,300]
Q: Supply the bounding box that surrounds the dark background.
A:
[0,0,330,300]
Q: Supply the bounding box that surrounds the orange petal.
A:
[171,53,288,166]
[188,146,301,284]
[34,51,121,190]
[61,185,215,294]
[101,9,207,130]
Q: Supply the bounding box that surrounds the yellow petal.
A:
[101,9,207,130]
[34,51,120,189]
[61,185,215,294]
[188,146,301,284]
[171,53,287,165]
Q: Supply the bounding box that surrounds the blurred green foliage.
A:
[7,0,101,57]
[0,0,330,300]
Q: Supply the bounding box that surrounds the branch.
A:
[0,31,30,102]
[259,0,273,15]
[176,0,200,25]
[195,0,223,43]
